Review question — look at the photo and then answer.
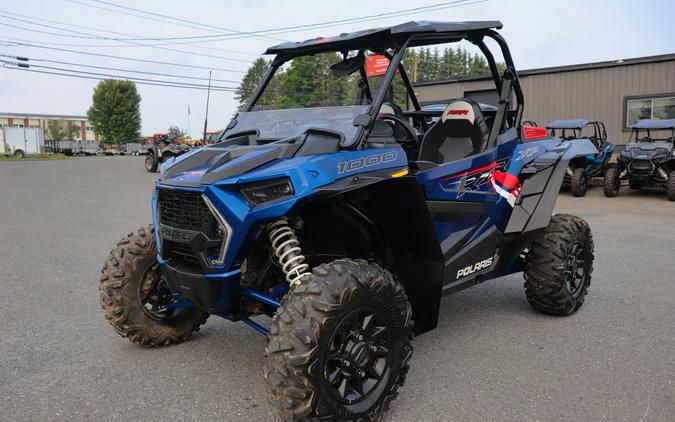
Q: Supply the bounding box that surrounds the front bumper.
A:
[159,257,241,315]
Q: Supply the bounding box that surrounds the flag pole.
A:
[202,71,212,145]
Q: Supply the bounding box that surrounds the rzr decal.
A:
[440,162,496,195]
[337,151,397,174]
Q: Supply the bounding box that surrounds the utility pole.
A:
[202,71,212,145]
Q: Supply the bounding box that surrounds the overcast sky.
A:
[1,0,674,136]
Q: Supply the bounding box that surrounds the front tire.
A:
[265,259,413,422]
[570,168,588,197]
[523,214,594,316]
[668,170,675,201]
[603,163,620,197]
[99,224,209,346]
[145,154,158,172]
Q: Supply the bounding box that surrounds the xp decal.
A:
[516,146,539,161]
[337,151,398,174]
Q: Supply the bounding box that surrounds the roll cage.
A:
[243,21,524,151]
[546,119,607,149]
[628,119,675,143]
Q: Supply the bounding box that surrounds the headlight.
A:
[240,178,294,205]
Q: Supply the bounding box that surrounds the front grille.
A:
[630,160,653,172]
[169,242,201,267]
[157,189,225,268]
[158,189,212,232]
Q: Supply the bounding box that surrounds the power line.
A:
[0,9,258,57]
[66,0,487,44]
[0,40,246,74]
[0,54,240,84]
[66,0,285,43]
[1,62,237,92]
[87,0,288,43]
[1,60,237,90]
[0,14,254,64]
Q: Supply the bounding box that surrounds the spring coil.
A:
[267,219,310,286]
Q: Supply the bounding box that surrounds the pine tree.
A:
[235,58,271,109]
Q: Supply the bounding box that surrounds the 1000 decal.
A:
[337,151,397,174]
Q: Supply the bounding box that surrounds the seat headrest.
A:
[378,104,396,116]
[440,99,480,124]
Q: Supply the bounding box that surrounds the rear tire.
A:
[603,163,620,197]
[523,214,594,316]
[145,154,158,172]
[570,168,588,197]
[264,259,413,422]
[668,170,675,201]
[13,149,25,158]
[99,224,209,346]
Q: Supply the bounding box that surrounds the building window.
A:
[13,124,24,128]
[625,94,675,128]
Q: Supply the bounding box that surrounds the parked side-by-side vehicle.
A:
[546,119,614,197]
[100,21,597,421]
[604,118,675,200]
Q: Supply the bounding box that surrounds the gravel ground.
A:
[1,156,673,421]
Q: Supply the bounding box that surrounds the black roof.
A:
[631,119,675,130]
[265,21,502,56]
[546,119,599,129]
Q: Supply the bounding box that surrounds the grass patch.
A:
[0,153,70,160]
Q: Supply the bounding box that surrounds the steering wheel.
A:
[639,136,654,143]
[377,114,417,143]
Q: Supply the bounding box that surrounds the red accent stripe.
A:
[443,162,495,180]
[493,170,520,190]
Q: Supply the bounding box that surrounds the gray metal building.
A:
[413,53,675,144]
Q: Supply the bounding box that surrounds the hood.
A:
[621,142,673,160]
[158,139,301,188]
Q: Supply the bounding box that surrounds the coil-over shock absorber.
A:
[267,219,310,286]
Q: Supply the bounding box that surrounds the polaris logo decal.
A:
[159,225,194,242]
[337,151,397,174]
[456,257,494,279]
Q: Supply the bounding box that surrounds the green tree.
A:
[87,79,141,144]
[47,120,66,140]
[235,58,271,109]
[66,121,81,141]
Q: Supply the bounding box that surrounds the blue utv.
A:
[603,119,675,200]
[546,119,614,197]
[100,21,597,421]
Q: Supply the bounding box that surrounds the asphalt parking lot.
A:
[1,156,673,421]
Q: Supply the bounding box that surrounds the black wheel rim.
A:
[138,263,187,321]
[564,241,589,297]
[323,307,392,406]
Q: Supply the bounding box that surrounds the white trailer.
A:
[1,127,45,157]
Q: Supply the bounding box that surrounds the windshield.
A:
[251,52,364,110]
[224,51,378,143]
[224,105,368,142]
[632,129,675,143]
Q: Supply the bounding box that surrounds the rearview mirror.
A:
[331,54,364,77]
